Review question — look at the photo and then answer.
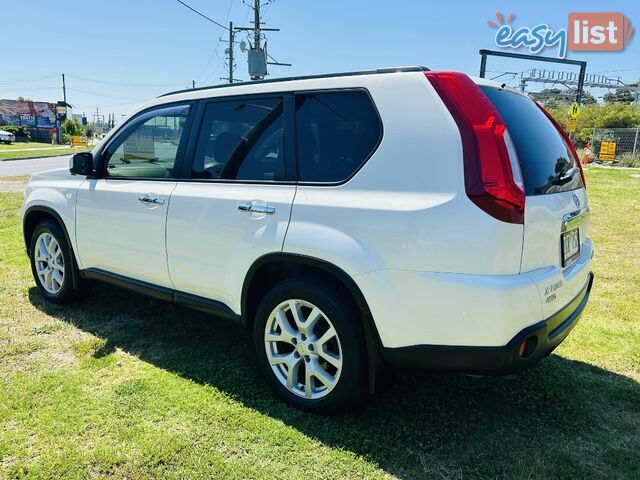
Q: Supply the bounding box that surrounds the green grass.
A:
[0,142,64,150]
[0,147,91,161]
[0,168,638,479]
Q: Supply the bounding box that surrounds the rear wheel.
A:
[29,220,80,303]
[253,279,367,414]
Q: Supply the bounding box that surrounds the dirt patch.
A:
[0,177,27,193]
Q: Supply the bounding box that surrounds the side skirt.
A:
[81,268,241,323]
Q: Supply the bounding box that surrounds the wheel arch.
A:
[241,252,384,392]
[23,206,80,289]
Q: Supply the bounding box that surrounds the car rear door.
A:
[480,86,592,315]
[166,94,296,311]
[75,103,193,289]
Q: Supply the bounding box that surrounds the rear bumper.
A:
[381,272,594,375]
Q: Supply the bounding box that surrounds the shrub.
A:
[0,125,31,141]
[618,154,640,168]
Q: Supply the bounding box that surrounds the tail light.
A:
[424,72,525,224]
[535,102,587,189]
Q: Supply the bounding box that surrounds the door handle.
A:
[138,195,166,205]
[238,202,276,214]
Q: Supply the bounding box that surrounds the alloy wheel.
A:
[34,232,65,294]
[264,299,343,399]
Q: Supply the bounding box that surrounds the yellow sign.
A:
[566,118,577,133]
[599,141,616,161]
[568,101,582,119]
[70,135,88,147]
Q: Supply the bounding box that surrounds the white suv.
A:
[22,68,593,413]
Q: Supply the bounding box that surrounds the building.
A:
[0,98,58,142]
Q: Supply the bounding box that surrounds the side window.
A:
[192,97,285,181]
[105,106,189,178]
[295,90,381,183]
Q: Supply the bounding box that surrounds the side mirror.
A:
[70,152,94,176]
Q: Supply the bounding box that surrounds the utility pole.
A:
[235,0,289,80]
[220,21,240,84]
[62,73,67,105]
[229,21,234,83]
[253,0,260,54]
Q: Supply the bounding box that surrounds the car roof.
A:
[158,66,430,98]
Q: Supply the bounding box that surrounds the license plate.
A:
[562,229,580,267]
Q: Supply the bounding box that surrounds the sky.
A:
[2,0,639,122]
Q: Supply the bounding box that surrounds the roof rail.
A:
[158,66,430,98]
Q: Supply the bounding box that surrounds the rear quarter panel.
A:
[284,72,523,276]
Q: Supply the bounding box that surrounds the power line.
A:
[66,87,142,102]
[175,0,229,30]
[195,0,235,83]
[592,67,640,74]
[202,5,251,85]
[235,0,289,80]
[94,100,142,108]
[65,74,184,88]
[0,86,60,92]
[0,74,60,85]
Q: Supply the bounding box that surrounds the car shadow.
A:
[28,284,640,478]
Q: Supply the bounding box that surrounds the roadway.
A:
[0,155,70,177]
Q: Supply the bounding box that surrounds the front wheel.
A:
[29,220,80,303]
[253,279,367,414]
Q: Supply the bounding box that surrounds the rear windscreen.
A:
[480,86,583,196]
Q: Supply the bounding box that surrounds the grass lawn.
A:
[0,142,66,150]
[0,146,91,161]
[0,168,638,479]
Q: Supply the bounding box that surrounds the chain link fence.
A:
[590,127,640,165]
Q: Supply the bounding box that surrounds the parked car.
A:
[21,67,593,413]
[0,129,15,144]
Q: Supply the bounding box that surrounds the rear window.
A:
[480,86,583,196]
[295,90,381,183]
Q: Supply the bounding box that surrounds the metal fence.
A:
[590,127,640,160]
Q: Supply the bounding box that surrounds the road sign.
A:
[568,101,582,119]
[566,118,577,133]
[70,135,88,147]
[599,141,616,161]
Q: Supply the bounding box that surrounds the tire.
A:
[29,220,80,303]
[253,278,367,414]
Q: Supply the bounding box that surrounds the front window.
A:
[105,105,189,178]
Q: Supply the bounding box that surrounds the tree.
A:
[579,91,597,105]
[546,102,640,147]
[61,118,85,137]
[603,88,636,104]
[16,96,33,102]
[531,88,597,107]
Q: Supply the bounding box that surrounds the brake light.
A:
[425,72,525,224]
[535,102,587,189]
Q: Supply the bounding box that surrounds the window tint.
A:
[295,90,381,182]
[106,107,188,178]
[192,97,285,181]
[480,86,583,195]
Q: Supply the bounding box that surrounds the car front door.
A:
[166,94,296,311]
[75,103,193,289]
